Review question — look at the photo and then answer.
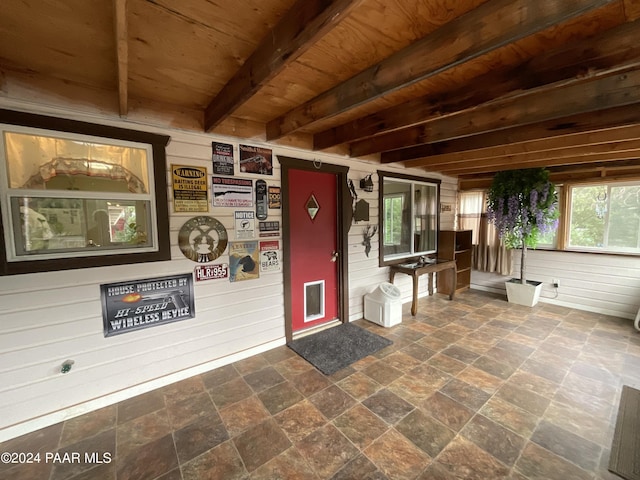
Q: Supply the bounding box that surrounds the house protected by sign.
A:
[100,274,195,337]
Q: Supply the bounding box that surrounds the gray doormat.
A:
[609,385,640,480]
[287,322,393,375]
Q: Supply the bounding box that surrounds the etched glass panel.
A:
[306,194,320,220]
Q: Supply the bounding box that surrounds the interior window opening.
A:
[379,171,440,265]
[0,111,170,275]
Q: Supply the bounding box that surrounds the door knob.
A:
[331,251,339,262]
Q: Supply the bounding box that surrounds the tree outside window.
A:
[569,183,640,253]
[383,195,404,246]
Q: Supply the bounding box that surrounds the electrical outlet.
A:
[552,278,560,288]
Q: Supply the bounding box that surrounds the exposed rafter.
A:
[349,64,640,157]
[113,0,128,117]
[624,0,640,20]
[314,18,640,151]
[404,125,640,170]
[459,160,640,190]
[1,0,638,182]
[439,140,640,175]
[266,0,614,140]
[204,0,362,132]
[383,105,640,164]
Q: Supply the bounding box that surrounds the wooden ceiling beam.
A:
[313,70,518,151]
[440,148,640,176]
[624,0,640,20]
[403,125,640,169]
[459,161,640,190]
[539,159,640,174]
[113,0,128,117]
[204,0,362,132]
[314,18,640,150]
[266,0,614,140]
[382,104,640,163]
[350,63,640,157]
[433,139,640,174]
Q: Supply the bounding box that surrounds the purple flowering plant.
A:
[486,168,559,284]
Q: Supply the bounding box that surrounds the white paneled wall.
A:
[0,100,457,441]
[346,167,457,319]
[471,249,640,319]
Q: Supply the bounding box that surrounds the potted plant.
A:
[486,168,559,306]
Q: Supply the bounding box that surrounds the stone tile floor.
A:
[2,289,639,479]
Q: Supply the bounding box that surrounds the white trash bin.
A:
[364,282,402,327]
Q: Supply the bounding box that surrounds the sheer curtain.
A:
[415,184,437,252]
[458,191,512,275]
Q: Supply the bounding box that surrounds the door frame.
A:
[279,155,350,342]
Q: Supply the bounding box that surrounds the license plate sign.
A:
[194,263,229,281]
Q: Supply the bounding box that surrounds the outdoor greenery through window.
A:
[533,185,562,249]
[568,182,640,253]
[458,181,640,256]
[458,188,560,249]
[383,194,404,245]
[379,171,439,264]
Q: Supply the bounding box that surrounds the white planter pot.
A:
[505,279,543,307]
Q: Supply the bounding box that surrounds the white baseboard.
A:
[470,284,505,295]
[470,284,634,320]
[0,337,286,443]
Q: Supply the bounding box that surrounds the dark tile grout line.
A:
[4,291,637,480]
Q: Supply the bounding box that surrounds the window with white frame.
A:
[0,110,170,275]
[568,182,640,253]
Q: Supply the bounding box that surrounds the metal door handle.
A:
[331,251,339,262]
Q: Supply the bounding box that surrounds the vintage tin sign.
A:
[212,177,253,207]
[229,241,259,282]
[258,220,280,237]
[172,165,208,212]
[234,211,256,239]
[212,141,234,176]
[260,240,280,272]
[194,263,229,281]
[178,216,228,263]
[100,273,195,337]
[239,145,273,175]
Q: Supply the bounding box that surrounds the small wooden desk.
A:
[389,259,457,316]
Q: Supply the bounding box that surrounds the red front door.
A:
[288,168,339,332]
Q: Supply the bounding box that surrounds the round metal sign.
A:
[178,216,228,263]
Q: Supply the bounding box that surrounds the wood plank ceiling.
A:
[1,0,639,189]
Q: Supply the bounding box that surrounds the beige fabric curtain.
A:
[458,191,483,244]
[459,191,512,275]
